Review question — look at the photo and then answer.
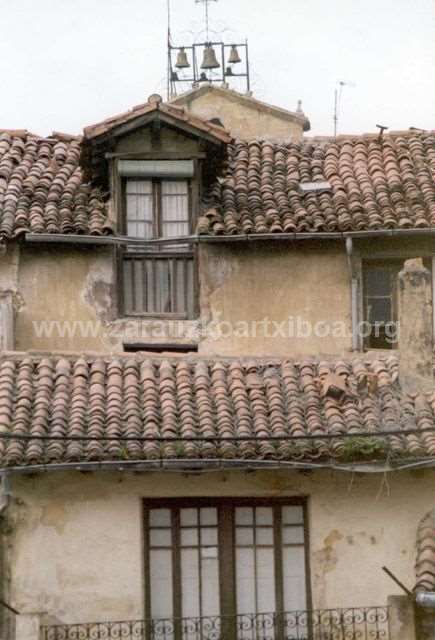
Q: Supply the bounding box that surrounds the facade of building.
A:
[0,87,433,639]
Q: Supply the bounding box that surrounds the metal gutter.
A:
[3,457,435,476]
[24,228,435,247]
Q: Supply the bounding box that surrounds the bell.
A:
[201,45,220,70]
[199,72,209,82]
[225,66,233,76]
[171,71,179,82]
[175,48,190,69]
[228,44,241,65]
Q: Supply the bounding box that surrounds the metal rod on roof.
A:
[4,456,435,476]
[0,426,434,442]
[23,228,435,247]
[381,567,412,596]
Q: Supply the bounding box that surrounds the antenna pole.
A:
[195,0,217,41]
[333,87,338,137]
[167,0,172,100]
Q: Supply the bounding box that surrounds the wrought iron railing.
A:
[41,607,389,640]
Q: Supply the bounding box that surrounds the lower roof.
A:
[0,352,434,470]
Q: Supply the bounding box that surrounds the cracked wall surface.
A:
[5,469,430,622]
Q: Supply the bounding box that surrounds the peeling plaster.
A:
[82,257,116,326]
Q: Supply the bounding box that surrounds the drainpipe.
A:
[0,474,11,515]
[345,237,359,351]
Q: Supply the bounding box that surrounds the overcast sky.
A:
[0,0,433,137]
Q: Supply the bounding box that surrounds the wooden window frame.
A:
[122,178,193,240]
[118,168,200,319]
[142,497,312,633]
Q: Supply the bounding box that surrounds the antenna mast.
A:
[167,0,172,100]
[333,80,354,137]
[196,0,217,41]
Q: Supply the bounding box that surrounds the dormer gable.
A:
[80,94,232,188]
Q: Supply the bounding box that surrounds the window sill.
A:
[107,317,202,348]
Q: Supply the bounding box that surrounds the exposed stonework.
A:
[398,258,433,394]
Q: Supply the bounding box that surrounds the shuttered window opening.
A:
[122,177,195,317]
[123,253,195,317]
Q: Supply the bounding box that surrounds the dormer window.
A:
[125,179,190,240]
[119,162,197,318]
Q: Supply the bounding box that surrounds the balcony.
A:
[41,607,390,640]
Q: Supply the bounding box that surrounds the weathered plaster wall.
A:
[6,237,433,356]
[5,468,430,623]
[199,241,352,356]
[3,241,352,356]
[177,90,304,141]
[14,246,116,352]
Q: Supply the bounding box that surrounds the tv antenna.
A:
[333,80,354,137]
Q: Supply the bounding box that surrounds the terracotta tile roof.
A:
[1,353,435,469]
[198,131,435,235]
[0,131,112,239]
[415,509,435,591]
[83,98,232,144]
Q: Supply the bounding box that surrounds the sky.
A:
[0,0,434,137]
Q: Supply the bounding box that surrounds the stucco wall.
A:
[2,241,352,356]
[5,468,430,623]
[199,241,351,356]
[175,89,304,141]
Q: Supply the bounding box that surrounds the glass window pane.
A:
[256,507,273,525]
[283,527,305,545]
[162,221,189,239]
[181,548,200,618]
[150,549,173,618]
[162,180,188,195]
[126,179,152,194]
[236,528,254,546]
[201,554,220,617]
[150,529,172,547]
[282,547,306,611]
[236,507,253,525]
[180,508,198,526]
[201,528,218,546]
[256,528,273,545]
[149,509,171,527]
[200,508,217,526]
[236,547,256,615]
[256,547,276,613]
[364,268,391,296]
[161,180,189,240]
[181,528,198,547]
[366,297,392,323]
[282,506,304,525]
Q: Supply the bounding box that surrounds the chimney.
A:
[398,258,433,393]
